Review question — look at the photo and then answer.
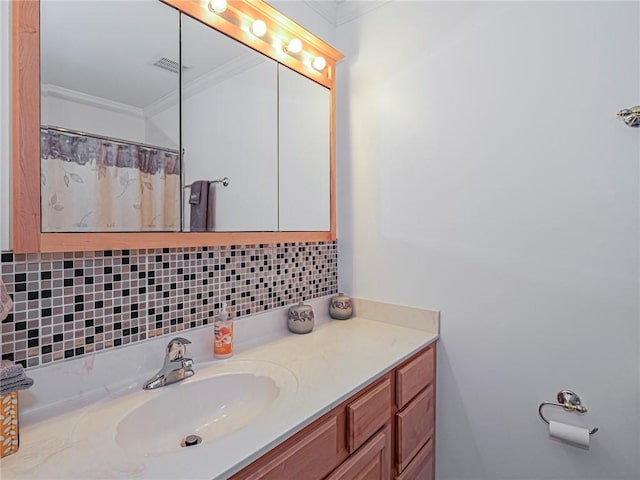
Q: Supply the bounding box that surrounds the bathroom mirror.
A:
[181,14,278,232]
[13,0,343,252]
[278,65,331,232]
[39,0,181,233]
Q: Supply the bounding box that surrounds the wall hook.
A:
[617,106,640,127]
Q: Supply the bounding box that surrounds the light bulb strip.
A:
[170,0,343,88]
[208,0,227,14]
[285,38,302,54]
[250,19,267,37]
[312,56,326,71]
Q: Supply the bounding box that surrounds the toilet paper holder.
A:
[538,390,599,434]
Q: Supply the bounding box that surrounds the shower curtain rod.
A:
[41,125,180,154]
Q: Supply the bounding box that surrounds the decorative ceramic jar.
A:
[329,292,353,320]
[287,302,315,334]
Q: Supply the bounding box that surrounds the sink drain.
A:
[181,434,202,448]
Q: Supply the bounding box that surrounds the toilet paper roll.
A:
[549,420,590,449]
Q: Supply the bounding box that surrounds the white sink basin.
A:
[117,373,280,455]
[72,360,298,457]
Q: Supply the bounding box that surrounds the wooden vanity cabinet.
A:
[347,377,392,453]
[240,416,344,480]
[230,343,436,480]
[394,347,436,479]
[394,439,434,480]
[326,425,391,480]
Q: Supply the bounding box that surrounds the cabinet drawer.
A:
[347,377,392,453]
[394,438,434,480]
[396,346,434,409]
[396,384,434,473]
[243,416,339,480]
[326,424,391,480]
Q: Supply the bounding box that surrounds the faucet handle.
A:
[166,337,192,361]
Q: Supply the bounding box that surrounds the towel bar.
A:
[184,177,230,189]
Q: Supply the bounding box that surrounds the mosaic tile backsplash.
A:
[1,242,337,369]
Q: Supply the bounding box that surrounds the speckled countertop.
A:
[0,297,439,480]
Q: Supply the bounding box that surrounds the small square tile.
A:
[1,241,337,368]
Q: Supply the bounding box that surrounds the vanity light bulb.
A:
[208,0,227,14]
[251,19,267,37]
[312,56,326,71]
[286,38,302,54]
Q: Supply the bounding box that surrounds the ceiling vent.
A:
[152,57,190,74]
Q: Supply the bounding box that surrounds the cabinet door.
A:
[182,14,278,232]
[326,425,390,480]
[242,416,339,480]
[396,384,434,472]
[347,377,391,453]
[278,65,330,231]
[395,439,434,480]
[396,346,434,409]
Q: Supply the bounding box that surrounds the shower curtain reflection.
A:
[40,128,181,232]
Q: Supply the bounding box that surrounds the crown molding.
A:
[183,53,264,101]
[302,0,338,25]
[41,84,144,119]
[143,88,178,118]
[335,0,390,26]
[303,0,390,26]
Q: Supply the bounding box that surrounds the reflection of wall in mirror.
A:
[180,61,279,232]
[146,103,180,150]
[41,89,147,144]
[279,66,331,232]
[41,87,179,151]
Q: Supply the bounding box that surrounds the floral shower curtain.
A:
[40,128,181,232]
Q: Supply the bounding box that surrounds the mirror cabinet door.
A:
[278,65,331,232]
[36,1,333,240]
[181,14,278,233]
[40,1,181,233]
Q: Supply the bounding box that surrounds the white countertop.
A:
[0,297,438,480]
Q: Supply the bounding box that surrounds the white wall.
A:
[181,60,279,231]
[41,94,148,146]
[145,106,179,150]
[336,2,640,479]
[1,0,11,250]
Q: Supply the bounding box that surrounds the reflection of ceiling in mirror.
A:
[40,0,179,110]
[181,14,271,99]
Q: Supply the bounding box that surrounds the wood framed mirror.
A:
[11,0,343,253]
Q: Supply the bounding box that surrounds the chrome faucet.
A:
[143,337,194,390]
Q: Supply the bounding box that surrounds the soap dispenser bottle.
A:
[213,303,234,359]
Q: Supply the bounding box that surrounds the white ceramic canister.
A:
[287,302,315,334]
[329,292,353,320]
